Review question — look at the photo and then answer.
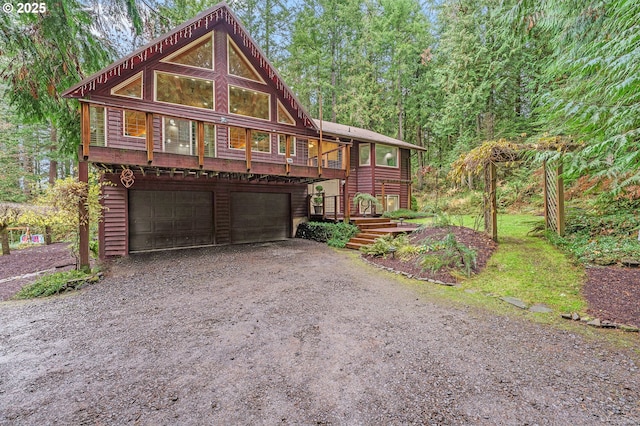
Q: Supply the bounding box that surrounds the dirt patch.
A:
[0,243,76,301]
[1,240,639,425]
[584,266,640,327]
[364,226,497,284]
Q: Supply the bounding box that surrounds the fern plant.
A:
[418,233,477,277]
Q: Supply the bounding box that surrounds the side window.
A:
[89,106,106,146]
[359,144,370,166]
[123,110,146,138]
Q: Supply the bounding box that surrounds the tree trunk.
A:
[397,67,403,140]
[0,229,10,255]
[49,124,57,185]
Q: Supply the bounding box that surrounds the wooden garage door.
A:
[230,192,290,243]
[129,190,213,252]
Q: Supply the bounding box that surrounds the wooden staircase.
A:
[345,217,419,250]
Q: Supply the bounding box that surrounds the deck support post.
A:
[78,159,90,271]
[245,128,252,171]
[146,112,154,164]
[81,103,90,159]
[197,121,205,167]
[285,135,291,175]
[489,162,498,242]
[343,178,350,222]
[556,164,565,236]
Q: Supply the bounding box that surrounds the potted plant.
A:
[353,192,382,217]
[312,185,324,214]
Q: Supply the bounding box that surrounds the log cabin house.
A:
[62,2,425,266]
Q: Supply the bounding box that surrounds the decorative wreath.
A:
[120,169,135,188]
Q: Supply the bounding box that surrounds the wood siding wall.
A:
[100,183,128,257]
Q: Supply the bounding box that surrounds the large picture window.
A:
[228,85,270,120]
[123,110,146,138]
[156,72,214,110]
[277,100,295,125]
[359,143,370,166]
[90,106,105,146]
[375,144,398,168]
[278,134,295,156]
[111,73,143,99]
[163,117,194,155]
[163,34,213,70]
[227,37,264,83]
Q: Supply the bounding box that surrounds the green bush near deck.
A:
[382,209,431,220]
[295,221,359,248]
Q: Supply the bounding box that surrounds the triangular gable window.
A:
[228,37,264,83]
[111,72,143,99]
[163,34,213,70]
[277,100,295,125]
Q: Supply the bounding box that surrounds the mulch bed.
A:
[0,243,76,301]
[583,266,640,328]
[363,226,497,284]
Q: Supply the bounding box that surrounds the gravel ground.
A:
[1,239,639,425]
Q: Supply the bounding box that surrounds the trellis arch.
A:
[450,137,579,242]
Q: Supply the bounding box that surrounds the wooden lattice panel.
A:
[543,161,565,236]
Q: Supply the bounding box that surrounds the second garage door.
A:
[230,192,290,243]
[129,190,213,252]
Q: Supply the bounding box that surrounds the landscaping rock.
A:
[601,320,616,329]
[572,312,581,321]
[529,304,553,313]
[587,318,602,328]
[501,296,527,309]
[561,313,572,320]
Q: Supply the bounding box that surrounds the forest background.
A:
[0,0,638,259]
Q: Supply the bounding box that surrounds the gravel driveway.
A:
[1,239,639,425]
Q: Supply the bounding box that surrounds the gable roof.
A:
[62,2,316,129]
[314,119,427,151]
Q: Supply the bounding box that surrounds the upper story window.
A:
[90,106,105,146]
[203,124,216,158]
[163,117,194,155]
[228,85,270,120]
[277,100,295,125]
[251,131,271,153]
[228,126,246,150]
[163,34,213,70]
[111,73,143,99]
[123,110,146,138]
[228,37,265,83]
[375,144,398,168]
[156,72,214,110]
[359,143,370,166]
[278,134,296,156]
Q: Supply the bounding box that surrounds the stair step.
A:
[345,242,368,250]
[358,222,397,230]
[349,237,377,245]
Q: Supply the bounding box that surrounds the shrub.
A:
[295,221,359,248]
[382,209,431,220]
[14,270,92,299]
[418,233,477,277]
[360,233,411,257]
